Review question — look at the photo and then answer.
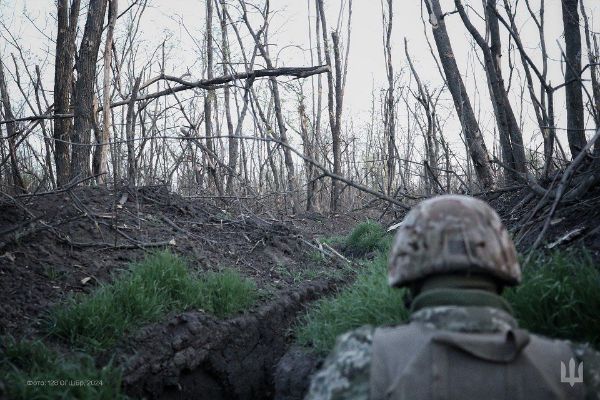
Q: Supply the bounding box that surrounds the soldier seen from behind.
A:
[306,195,600,400]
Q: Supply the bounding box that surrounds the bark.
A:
[54,0,81,186]
[561,0,586,156]
[424,0,494,188]
[70,0,108,181]
[93,0,118,184]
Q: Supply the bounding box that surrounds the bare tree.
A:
[382,0,397,195]
[561,0,586,156]
[0,56,25,192]
[316,0,352,210]
[54,0,81,186]
[580,0,599,128]
[424,0,494,188]
[93,0,118,184]
[70,0,109,181]
[240,0,298,213]
[454,0,527,180]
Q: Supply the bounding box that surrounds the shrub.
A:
[0,337,126,400]
[48,251,257,351]
[505,249,600,347]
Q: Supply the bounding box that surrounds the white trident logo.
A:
[561,358,584,386]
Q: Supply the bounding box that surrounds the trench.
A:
[112,279,335,399]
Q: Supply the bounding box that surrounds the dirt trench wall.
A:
[114,280,335,399]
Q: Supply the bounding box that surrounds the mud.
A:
[111,280,337,399]
[274,346,321,400]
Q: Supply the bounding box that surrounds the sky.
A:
[1,0,599,158]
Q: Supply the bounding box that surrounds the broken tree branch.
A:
[0,65,330,126]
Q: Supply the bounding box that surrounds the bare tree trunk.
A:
[382,0,396,195]
[453,0,526,181]
[126,77,141,186]
[424,0,494,188]
[0,57,25,193]
[316,0,350,210]
[485,0,527,174]
[219,0,237,195]
[70,0,108,181]
[561,0,587,156]
[54,0,81,186]
[503,0,555,175]
[312,0,324,211]
[299,97,315,211]
[331,32,344,210]
[94,0,118,184]
[580,0,600,128]
[405,39,438,192]
[204,0,223,196]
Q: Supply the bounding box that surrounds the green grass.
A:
[296,221,600,354]
[199,269,259,317]
[505,249,600,347]
[48,250,258,351]
[296,225,408,354]
[0,337,126,400]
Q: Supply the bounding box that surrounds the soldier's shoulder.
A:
[304,325,375,400]
[570,342,600,400]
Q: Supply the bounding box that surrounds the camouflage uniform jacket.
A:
[305,296,600,400]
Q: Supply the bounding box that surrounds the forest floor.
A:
[1,184,600,399]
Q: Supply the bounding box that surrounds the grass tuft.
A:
[0,337,126,400]
[198,269,258,318]
[48,250,257,351]
[344,221,388,257]
[505,249,600,347]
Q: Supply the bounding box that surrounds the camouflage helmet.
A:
[388,195,520,288]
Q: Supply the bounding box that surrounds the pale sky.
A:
[1,0,599,160]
